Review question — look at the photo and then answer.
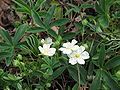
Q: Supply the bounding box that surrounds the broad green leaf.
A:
[0,29,13,45]
[52,66,66,79]
[90,70,102,90]
[50,18,70,27]
[102,70,120,90]
[105,56,120,69]
[27,27,45,33]
[13,24,28,45]
[31,10,45,28]
[98,44,105,68]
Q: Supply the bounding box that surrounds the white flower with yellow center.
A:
[41,37,53,45]
[68,46,90,65]
[38,44,56,56]
[59,39,80,54]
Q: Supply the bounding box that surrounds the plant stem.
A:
[77,64,80,90]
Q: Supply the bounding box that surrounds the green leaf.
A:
[0,52,12,60]
[31,10,45,28]
[68,65,86,84]
[90,70,102,90]
[50,18,70,27]
[0,42,12,49]
[12,0,30,14]
[52,66,66,79]
[27,27,45,33]
[98,14,109,28]
[34,0,46,10]
[13,24,28,45]
[45,5,56,24]
[72,83,79,90]
[62,32,76,40]
[47,29,58,39]
[0,29,13,45]
[105,56,120,69]
[102,70,120,90]
[98,44,105,68]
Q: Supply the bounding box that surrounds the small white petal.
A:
[71,39,77,45]
[69,58,77,65]
[62,49,72,54]
[72,45,80,51]
[46,37,53,45]
[81,51,90,59]
[63,42,71,48]
[77,46,85,53]
[77,58,85,64]
[38,46,43,52]
[43,44,50,49]
[59,47,65,51]
[48,48,56,56]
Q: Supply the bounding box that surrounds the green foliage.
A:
[0,0,120,89]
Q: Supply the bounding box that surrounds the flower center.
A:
[74,53,80,58]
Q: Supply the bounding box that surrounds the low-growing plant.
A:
[0,0,120,90]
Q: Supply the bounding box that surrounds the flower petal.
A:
[43,44,50,49]
[71,39,77,45]
[77,58,85,64]
[48,48,56,56]
[81,51,90,59]
[72,45,80,51]
[63,49,72,54]
[38,46,43,52]
[69,58,77,65]
[63,42,71,48]
[77,46,85,53]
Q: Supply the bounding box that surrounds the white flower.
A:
[59,39,80,54]
[68,46,90,65]
[41,37,53,45]
[38,44,56,56]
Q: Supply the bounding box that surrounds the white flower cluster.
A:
[38,38,90,65]
[38,37,56,56]
[59,39,90,65]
